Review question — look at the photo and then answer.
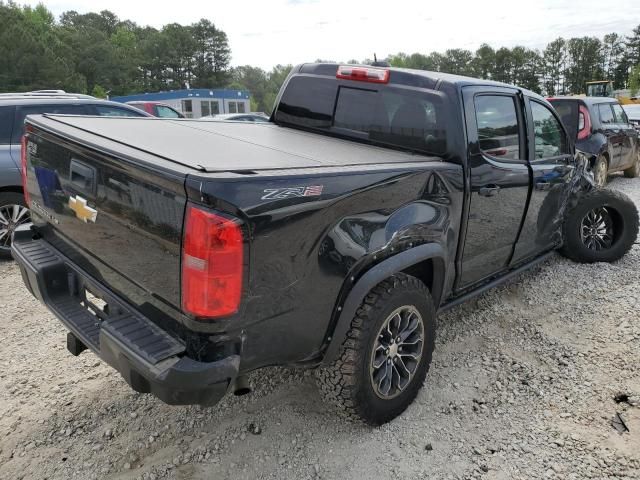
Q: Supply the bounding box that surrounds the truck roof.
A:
[296,63,544,100]
[27,114,441,173]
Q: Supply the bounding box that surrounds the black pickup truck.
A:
[12,63,638,425]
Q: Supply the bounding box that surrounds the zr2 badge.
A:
[261,185,324,200]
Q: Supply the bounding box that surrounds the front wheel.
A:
[559,189,638,263]
[623,151,640,178]
[316,273,436,425]
[0,192,31,260]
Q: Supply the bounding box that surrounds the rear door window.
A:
[12,104,89,143]
[155,105,181,118]
[0,106,15,145]
[473,95,521,160]
[530,101,568,158]
[275,76,449,155]
[598,104,615,125]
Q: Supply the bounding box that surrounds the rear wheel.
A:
[559,189,638,263]
[0,192,30,260]
[593,155,608,187]
[316,273,436,425]
[623,150,640,178]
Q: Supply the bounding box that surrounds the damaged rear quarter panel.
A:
[187,162,463,368]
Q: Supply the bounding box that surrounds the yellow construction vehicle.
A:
[586,80,640,104]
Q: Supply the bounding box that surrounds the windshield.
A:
[275,75,450,156]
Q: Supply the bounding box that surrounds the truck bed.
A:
[29,115,441,173]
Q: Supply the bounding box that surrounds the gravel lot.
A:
[1,176,639,480]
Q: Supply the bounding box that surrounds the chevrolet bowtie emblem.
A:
[69,195,97,223]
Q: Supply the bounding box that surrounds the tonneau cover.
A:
[29,115,439,172]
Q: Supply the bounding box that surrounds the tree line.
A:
[387,30,640,96]
[1,2,639,114]
[0,3,231,96]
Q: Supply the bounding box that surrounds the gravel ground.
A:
[1,176,639,480]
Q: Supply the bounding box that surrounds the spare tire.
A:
[559,189,638,263]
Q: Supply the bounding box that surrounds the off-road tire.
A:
[623,151,640,178]
[316,273,436,425]
[559,189,638,263]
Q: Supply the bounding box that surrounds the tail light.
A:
[181,205,243,318]
[20,132,31,206]
[336,65,390,84]
[577,105,591,140]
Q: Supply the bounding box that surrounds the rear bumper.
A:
[11,226,239,406]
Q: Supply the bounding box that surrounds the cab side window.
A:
[530,101,568,159]
[474,95,521,160]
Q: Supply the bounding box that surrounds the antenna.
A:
[371,53,390,68]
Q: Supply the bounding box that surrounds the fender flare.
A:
[321,243,446,364]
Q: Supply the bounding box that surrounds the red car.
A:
[126,101,184,118]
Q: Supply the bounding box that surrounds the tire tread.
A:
[316,273,435,424]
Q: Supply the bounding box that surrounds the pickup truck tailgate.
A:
[22,116,187,309]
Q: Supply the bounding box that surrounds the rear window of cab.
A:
[274,75,450,156]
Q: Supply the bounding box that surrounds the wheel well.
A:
[588,152,608,169]
[0,185,23,195]
[402,258,434,294]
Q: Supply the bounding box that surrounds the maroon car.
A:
[126,101,184,118]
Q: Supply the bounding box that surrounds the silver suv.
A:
[0,91,149,258]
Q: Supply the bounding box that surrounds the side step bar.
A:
[438,251,555,314]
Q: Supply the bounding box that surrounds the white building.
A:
[112,88,251,118]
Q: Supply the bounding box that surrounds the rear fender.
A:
[321,243,445,364]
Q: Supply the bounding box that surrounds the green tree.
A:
[0,2,77,91]
[439,48,474,76]
[625,25,640,66]
[192,19,231,87]
[263,65,292,114]
[492,47,513,84]
[542,38,566,95]
[389,52,440,71]
[231,66,268,111]
[508,46,541,91]
[91,84,107,98]
[618,24,640,89]
[565,37,604,94]
[629,64,640,96]
[602,33,624,87]
[472,44,495,79]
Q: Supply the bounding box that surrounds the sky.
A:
[22,0,640,70]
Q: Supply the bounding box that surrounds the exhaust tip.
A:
[233,375,252,396]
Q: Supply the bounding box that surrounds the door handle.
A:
[478,185,500,197]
